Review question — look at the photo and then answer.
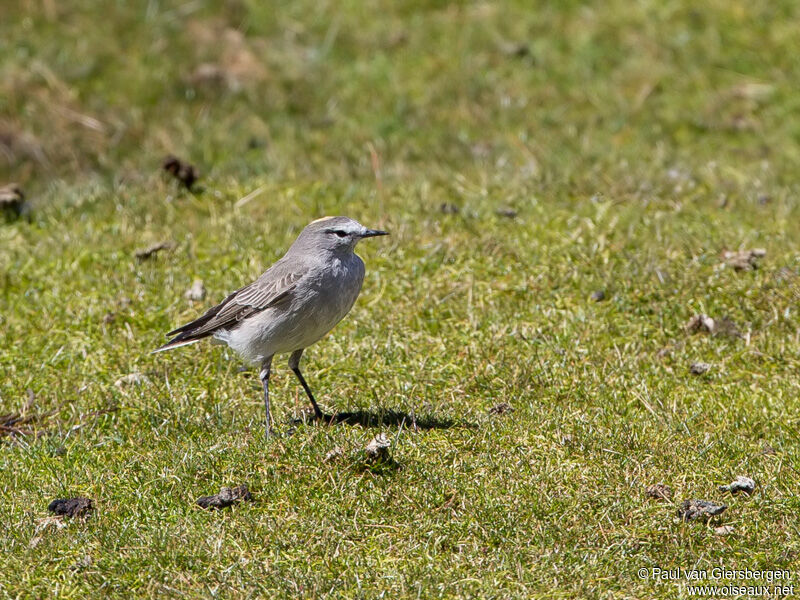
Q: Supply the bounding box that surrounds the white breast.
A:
[218,254,365,364]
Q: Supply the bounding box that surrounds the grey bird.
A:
[154,216,388,434]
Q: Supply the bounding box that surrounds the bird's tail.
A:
[150,337,202,355]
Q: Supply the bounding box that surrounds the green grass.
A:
[2,0,800,597]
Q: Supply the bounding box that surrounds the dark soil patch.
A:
[196,485,252,509]
[677,499,727,522]
[162,155,198,189]
[48,497,93,518]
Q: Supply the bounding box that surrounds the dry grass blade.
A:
[0,410,53,439]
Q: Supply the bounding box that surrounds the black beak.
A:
[362,229,389,238]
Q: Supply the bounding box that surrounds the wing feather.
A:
[156,262,306,351]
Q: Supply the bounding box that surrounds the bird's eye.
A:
[333,230,348,238]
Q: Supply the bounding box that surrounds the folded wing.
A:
[155,264,306,352]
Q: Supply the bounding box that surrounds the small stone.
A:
[365,433,391,463]
[114,372,149,387]
[677,499,727,521]
[324,447,344,463]
[686,314,715,334]
[135,241,174,261]
[722,249,766,271]
[685,314,740,338]
[714,525,735,536]
[590,290,606,302]
[196,485,252,509]
[47,497,93,518]
[646,483,673,501]
[719,476,756,495]
[690,362,711,375]
[184,279,206,301]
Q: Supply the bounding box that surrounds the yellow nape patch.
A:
[311,216,337,224]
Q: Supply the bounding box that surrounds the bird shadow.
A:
[289,409,474,431]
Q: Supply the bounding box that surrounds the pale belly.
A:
[216,256,365,364]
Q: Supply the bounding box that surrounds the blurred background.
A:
[3,0,798,197]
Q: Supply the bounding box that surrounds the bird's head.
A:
[294,216,388,255]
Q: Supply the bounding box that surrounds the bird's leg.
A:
[288,349,324,420]
[259,356,274,436]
